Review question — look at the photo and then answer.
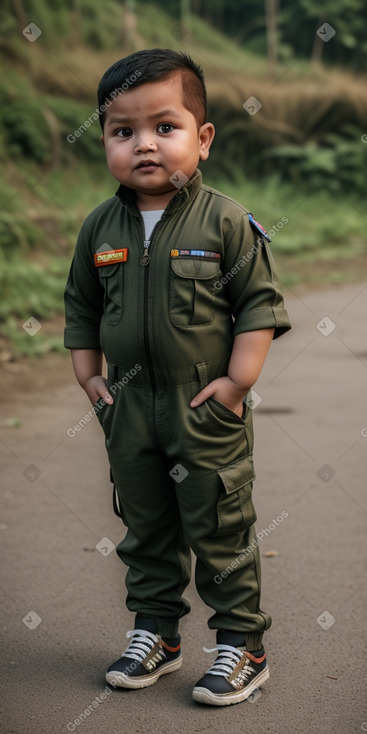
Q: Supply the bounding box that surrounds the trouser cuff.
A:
[156,618,179,638]
[244,632,264,652]
[135,613,179,638]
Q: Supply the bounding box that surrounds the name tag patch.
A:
[94,248,128,267]
[171,249,220,259]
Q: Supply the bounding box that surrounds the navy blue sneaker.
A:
[106,629,182,689]
[193,635,269,706]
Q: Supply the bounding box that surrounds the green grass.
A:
[136,6,267,74]
[1,0,366,359]
[206,173,367,269]
[1,160,367,359]
[0,254,68,357]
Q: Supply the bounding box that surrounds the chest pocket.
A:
[169,258,220,328]
[98,263,124,325]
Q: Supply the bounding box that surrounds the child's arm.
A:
[70,348,114,406]
[190,328,274,417]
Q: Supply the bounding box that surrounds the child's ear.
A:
[199,122,215,161]
[100,134,105,149]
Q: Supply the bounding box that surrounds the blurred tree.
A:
[180,0,191,40]
[122,0,138,49]
[70,0,81,48]
[265,0,278,76]
[150,0,367,71]
[4,0,367,70]
[9,0,26,33]
[283,0,367,68]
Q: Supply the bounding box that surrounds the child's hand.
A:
[190,376,247,418]
[84,375,114,407]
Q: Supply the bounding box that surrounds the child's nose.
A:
[134,136,158,154]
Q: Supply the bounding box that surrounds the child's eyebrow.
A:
[106,109,181,126]
[106,116,132,126]
[149,108,181,119]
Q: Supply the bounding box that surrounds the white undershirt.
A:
[141,210,165,241]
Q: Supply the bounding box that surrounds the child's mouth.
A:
[136,160,160,171]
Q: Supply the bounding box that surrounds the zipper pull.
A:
[140,240,151,266]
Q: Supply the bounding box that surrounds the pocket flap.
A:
[217,455,255,494]
[171,258,220,280]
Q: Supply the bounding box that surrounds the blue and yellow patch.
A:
[248,213,271,242]
[170,249,220,259]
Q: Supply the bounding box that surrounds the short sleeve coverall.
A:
[64,169,291,650]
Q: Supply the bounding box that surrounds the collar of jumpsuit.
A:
[115,168,203,217]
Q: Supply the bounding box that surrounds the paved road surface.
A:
[1,282,366,734]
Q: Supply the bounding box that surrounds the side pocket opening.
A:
[111,470,128,526]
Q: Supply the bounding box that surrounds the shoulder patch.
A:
[94,248,128,267]
[248,213,271,242]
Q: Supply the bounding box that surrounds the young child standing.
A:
[64,48,291,706]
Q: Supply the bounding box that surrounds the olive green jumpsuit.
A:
[64,169,291,650]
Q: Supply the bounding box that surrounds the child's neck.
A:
[136,188,179,212]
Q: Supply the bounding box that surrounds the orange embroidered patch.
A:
[94,248,128,267]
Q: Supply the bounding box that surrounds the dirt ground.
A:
[1,281,366,734]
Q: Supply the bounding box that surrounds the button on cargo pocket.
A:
[98,263,124,325]
[170,258,220,327]
[216,455,256,535]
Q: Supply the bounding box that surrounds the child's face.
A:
[100,73,215,209]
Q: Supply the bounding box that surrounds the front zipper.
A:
[138,218,165,393]
[140,240,151,266]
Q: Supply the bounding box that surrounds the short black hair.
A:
[97,48,207,130]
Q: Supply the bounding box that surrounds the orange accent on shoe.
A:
[161,641,181,653]
[244,651,266,664]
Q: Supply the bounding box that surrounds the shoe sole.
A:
[192,665,269,706]
[106,655,182,689]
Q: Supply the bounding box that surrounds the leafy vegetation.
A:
[151,0,367,70]
[1,0,366,357]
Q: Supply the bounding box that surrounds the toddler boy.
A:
[64,48,291,706]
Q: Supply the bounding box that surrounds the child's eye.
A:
[116,128,133,138]
[157,123,174,134]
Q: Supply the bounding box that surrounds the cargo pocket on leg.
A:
[216,455,256,536]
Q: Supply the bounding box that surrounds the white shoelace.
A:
[121,629,161,663]
[203,644,255,681]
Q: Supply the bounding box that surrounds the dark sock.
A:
[134,615,180,647]
[161,635,181,647]
[216,629,247,647]
[249,647,265,657]
[134,613,157,634]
